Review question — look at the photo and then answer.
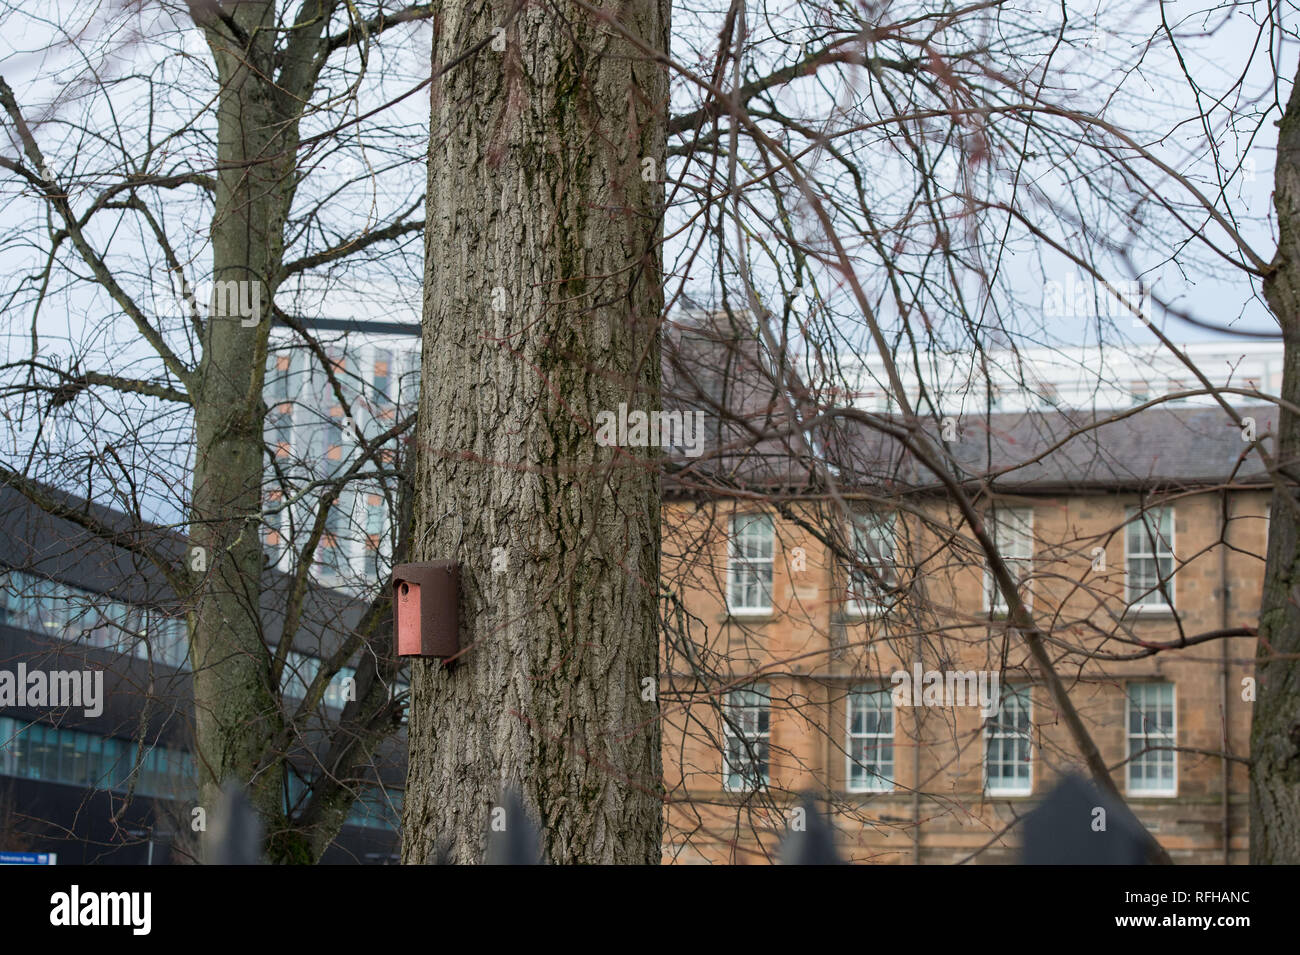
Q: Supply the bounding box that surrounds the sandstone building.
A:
[659,403,1267,864]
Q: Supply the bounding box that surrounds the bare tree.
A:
[2,0,1294,866]
[405,0,1283,863]
[0,0,434,862]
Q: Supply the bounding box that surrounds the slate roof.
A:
[660,312,1276,495]
[844,404,1276,493]
[0,479,367,656]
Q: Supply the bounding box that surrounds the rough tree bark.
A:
[1253,56,1300,865]
[189,0,296,858]
[403,1,669,863]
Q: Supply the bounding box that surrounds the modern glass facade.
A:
[0,567,404,833]
[0,568,188,670]
[0,716,194,799]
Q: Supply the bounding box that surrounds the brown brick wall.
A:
[660,488,1266,863]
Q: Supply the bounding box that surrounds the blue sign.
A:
[0,851,56,865]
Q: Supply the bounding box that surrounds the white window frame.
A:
[1127,682,1177,796]
[1125,505,1176,612]
[983,507,1034,614]
[372,349,393,405]
[722,685,770,792]
[269,352,291,404]
[727,514,774,615]
[845,513,895,617]
[845,685,894,792]
[365,497,386,536]
[984,685,1033,796]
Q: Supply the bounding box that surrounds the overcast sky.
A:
[0,1,1291,524]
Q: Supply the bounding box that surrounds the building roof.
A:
[0,478,371,657]
[841,404,1276,494]
[659,317,1277,496]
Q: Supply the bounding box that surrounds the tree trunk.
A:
[403,1,669,864]
[1254,57,1300,864]
[189,1,298,861]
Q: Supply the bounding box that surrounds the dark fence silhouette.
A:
[202,775,1159,864]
